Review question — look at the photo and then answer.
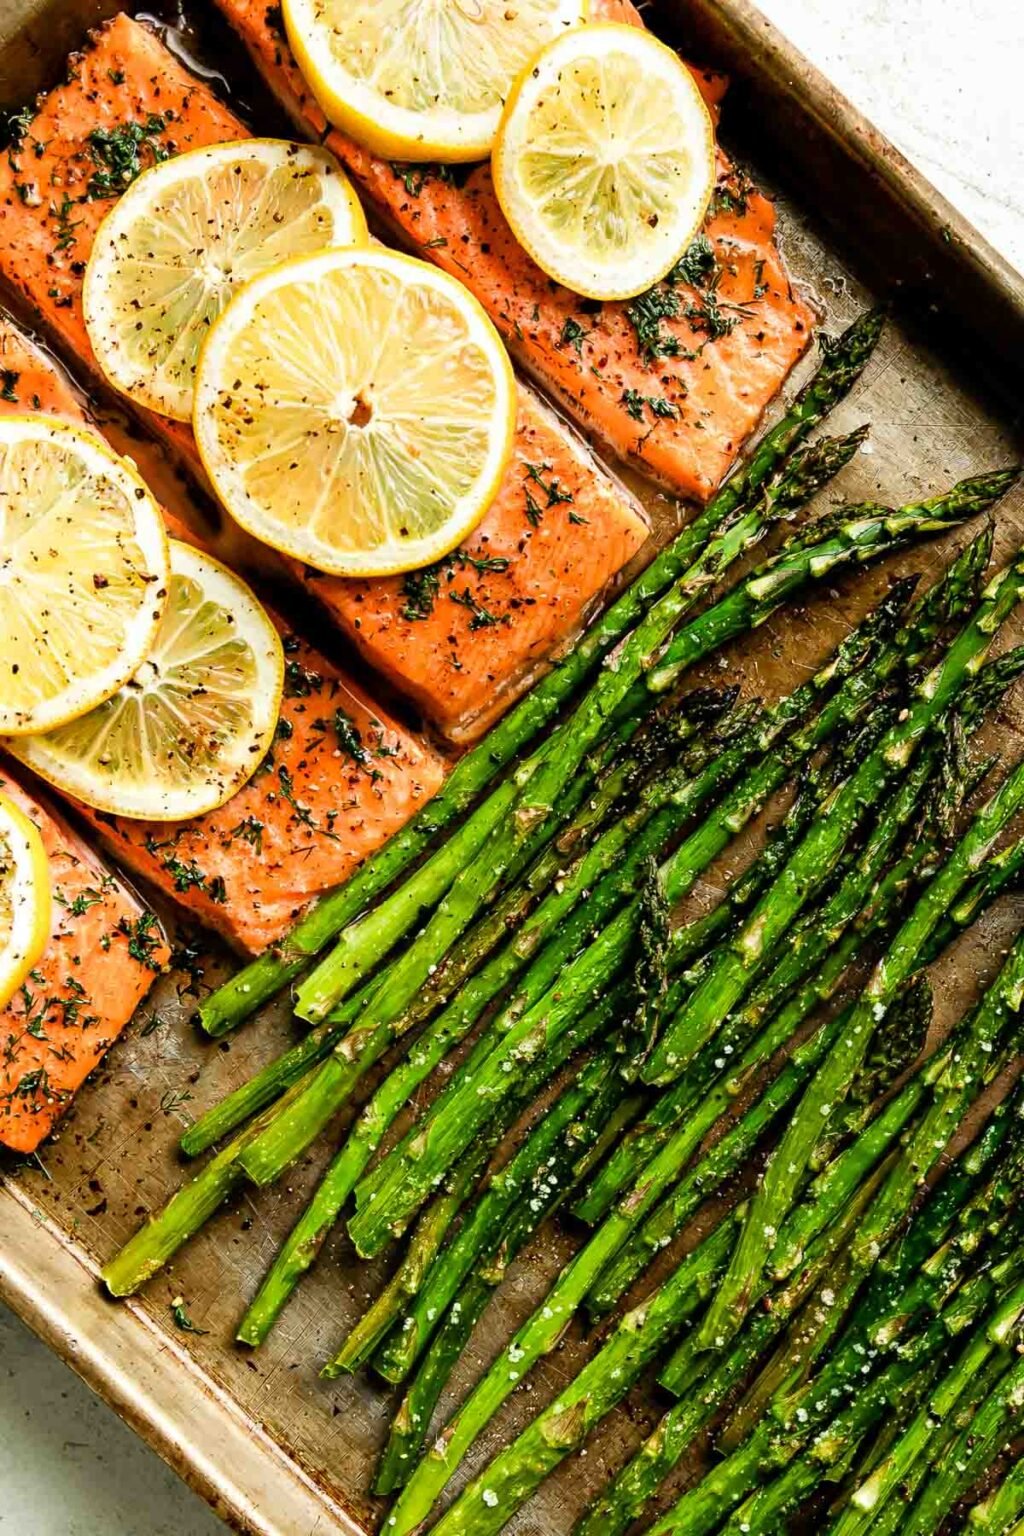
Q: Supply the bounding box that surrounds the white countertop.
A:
[2,2,1022,1532]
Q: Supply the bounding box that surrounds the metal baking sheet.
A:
[2,3,1024,1533]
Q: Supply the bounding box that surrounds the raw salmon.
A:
[0,317,446,953]
[215,0,816,502]
[0,766,169,1154]
[0,16,649,741]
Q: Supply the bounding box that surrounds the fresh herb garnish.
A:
[667,232,716,289]
[401,563,443,621]
[0,106,33,153]
[162,855,207,894]
[169,1295,208,1334]
[332,708,372,767]
[0,370,18,404]
[86,114,170,199]
[625,283,685,365]
[558,317,590,354]
[52,194,81,252]
[450,588,507,631]
[159,1087,194,1116]
[227,816,264,855]
[117,911,163,970]
[621,388,679,423]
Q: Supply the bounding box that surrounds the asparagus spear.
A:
[429,1150,1008,1536]
[297,427,865,1028]
[572,1159,893,1536]
[587,971,929,1319]
[246,544,915,1213]
[371,1078,639,1495]
[968,1453,1024,1532]
[349,581,908,1226]
[385,1214,741,1536]
[700,742,1024,1352]
[886,1335,1024,1536]
[354,654,1019,1505]
[365,1053,628,1384]
[657,1210,1024,1536]
[833,1273,1024,1534]
[352,513,1016,1258]
[778,913,1024,1282]
[317,1143,493,1378]
[645,513,1024,1091]
[388,941,1023,1533]
[370,769,922,1479]
[319,1049,626,1373]
[226,711,766,1336]
[182,690,740,1158]
[575,529,993,1223]
[845,1350,1011,1536]
[198,312,883,1039]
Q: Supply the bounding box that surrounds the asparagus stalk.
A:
[968,1453,1024,1532]
[385,1214,741,1536]
[181,691,739,1159]
[348,505,992,1260]
[244,513,902,1198]
[644,513,1023,1092]
[350,582,907,1226]
[297,427,864,1029]
[371,933,899,1521]
[658,1209,1024,1536]
[695,610,1024,1347]
[833,1273,1024,1534]
[847,1350,1011,1536]
[320,1048,625,1373]
[199,314,883,1039]
[574,529,993,1223]
[316,1143,493,1378]
[386,917,1023,1532]
[371,1078,639,1495]
[572,1158,893,1536]
[227,714,765,1337]
[891,1340,1024,1536]
[370,770,920,1481]
[803,912,1024,1280]
[430,1156,981,1536]
[658,1025,1024,1414]
[587,972,929,1319]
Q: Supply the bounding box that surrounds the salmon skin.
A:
[0,15,648,742]
[0,767,169,1154]
[215,0,816,503]
[0,317,446,954]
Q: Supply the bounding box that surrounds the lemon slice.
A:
[0,416,169,737]
[193,247,516,577]
[283,0,588,161]
[83,139,368,423]
[0,789,51,1010]
[7,541,284,822]
[493,22,716,301]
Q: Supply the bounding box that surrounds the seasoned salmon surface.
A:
[216,0,815,502]
[316,388,646,740]
[0,15,648,740]
[0,318,445,953]
[0,768,168,1153]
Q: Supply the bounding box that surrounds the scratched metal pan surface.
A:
[1,2,1024,1534]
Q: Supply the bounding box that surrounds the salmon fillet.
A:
[317,389,646,740]
[0,15,648,741]
[0,767,169,1154]
[215,0,816,502]
[0,317,445,953]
